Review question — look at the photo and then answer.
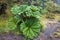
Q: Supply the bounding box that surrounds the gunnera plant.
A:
[7,5,44,40]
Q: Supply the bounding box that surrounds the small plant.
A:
[7,5,44,40]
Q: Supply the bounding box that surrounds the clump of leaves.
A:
[11,5,41,18]
[7,5,44,40]
[45,1,60,12]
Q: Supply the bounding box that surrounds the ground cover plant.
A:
[6,5,45,40]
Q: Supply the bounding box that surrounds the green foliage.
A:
[38,7,48,14]
[11,5,41,18]
[7,5,44,40]
[20,18,40,39]
[6,17,19,30]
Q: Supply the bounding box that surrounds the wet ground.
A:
[0,19,60,40]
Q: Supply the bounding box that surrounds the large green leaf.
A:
[11,5,27,15]
[11,5,21,15]
[7,22,16,30]
[6,16,20,30]
[20,18,41,39]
